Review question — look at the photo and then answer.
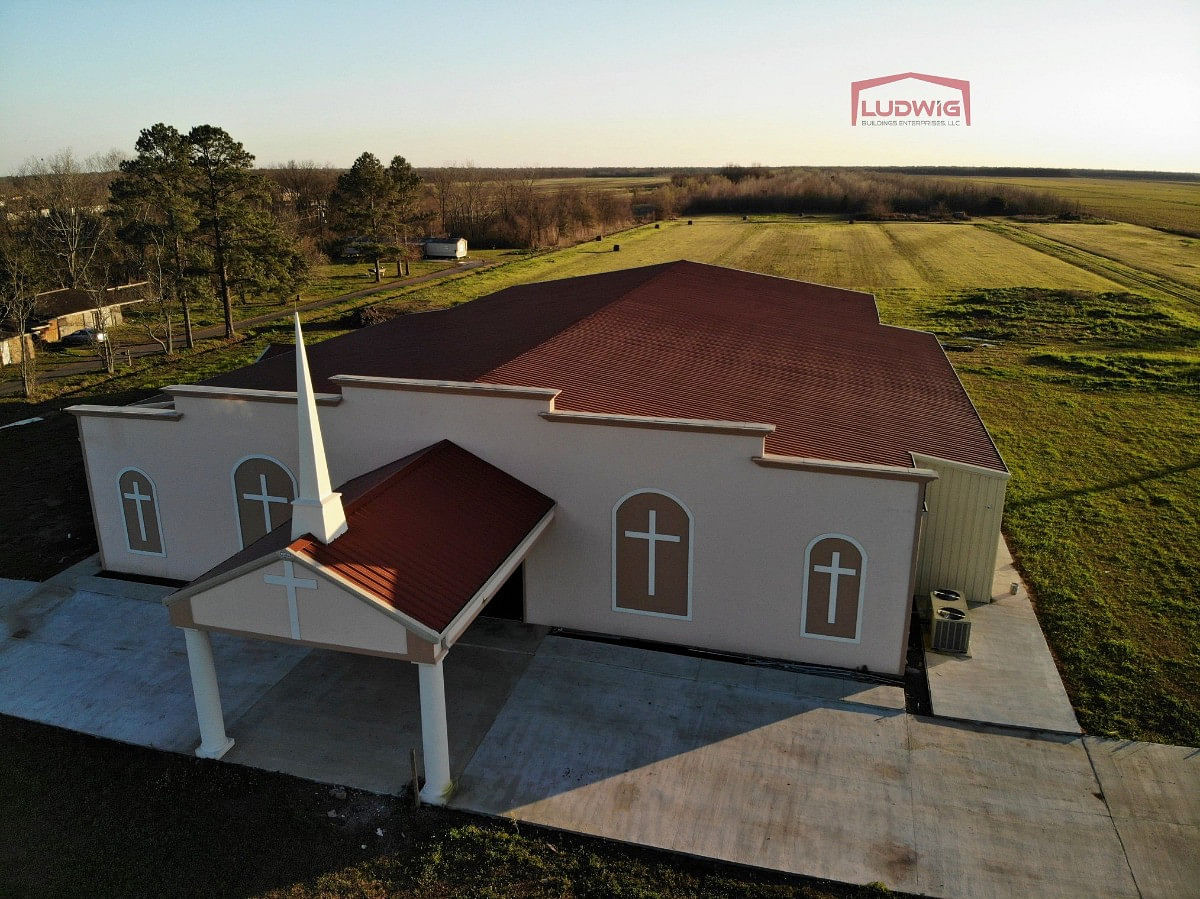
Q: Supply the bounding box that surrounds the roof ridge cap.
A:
[341,441,450,514]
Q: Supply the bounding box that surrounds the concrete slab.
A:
[1085,737,1200,897]
[926,537,1081,734]
[455,644,918,890]
[455,639,1144,897]
[0,577,37,605]
[0,554,101,639]
[0,590,309,752]
[223,617,544,794]
[3,572,1194,898]
[542,635,906,711]
[907,718,1134,898]
[71,573,177,604]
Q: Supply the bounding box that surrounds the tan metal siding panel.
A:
[913,454,1008,603]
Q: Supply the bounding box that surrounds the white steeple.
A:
[290,313,347,543]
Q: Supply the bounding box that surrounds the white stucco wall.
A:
[74,380,927,675]
[184,560,411,657]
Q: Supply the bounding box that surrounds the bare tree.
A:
[18,150,109,290]
[139,235,175,354]
[0,231,42,397]
[80,260,121,375]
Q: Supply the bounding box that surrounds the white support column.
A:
[182,628,235,759]
[417,658,452,804]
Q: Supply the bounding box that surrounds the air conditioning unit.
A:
[929,587,971,654]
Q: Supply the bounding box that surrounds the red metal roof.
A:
[291,440,554,633]
[484,262,1005,471]
[206,261,1005,472]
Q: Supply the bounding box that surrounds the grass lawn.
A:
[505,218,1125,296]
[940,175,1200,236]
[114,256,510,338]
[1015,222,1200,293]
[2,215,1197,745]
[534,175,671,193]
[0,715,889,899]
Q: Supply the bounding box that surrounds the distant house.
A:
[0,332,35,367]
[424,237,468,260]
[32,282,148,343]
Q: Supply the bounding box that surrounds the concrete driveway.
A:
[453,636,1197,898]
[2,569,1195,897]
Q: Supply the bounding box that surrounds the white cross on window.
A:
[123,480,152,543]
[814,551,857,624]
[624,509,681,596]
[243,473,288,533]
[263,560,318,639]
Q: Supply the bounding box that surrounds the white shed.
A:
[424,237,468,259]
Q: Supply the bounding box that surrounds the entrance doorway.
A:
[483,564,524,621]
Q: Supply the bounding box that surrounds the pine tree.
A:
[187,125,259,339]
[109,123,201,349]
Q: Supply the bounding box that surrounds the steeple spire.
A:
[290,313,347,543]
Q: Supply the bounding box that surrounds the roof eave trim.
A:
[438,506,556,649]
[909,452,1011,480]
[541,410,775,437]
[165,385,342,406]
[331,374,561,402]
[754,454,939,483]
[67,405,182,422]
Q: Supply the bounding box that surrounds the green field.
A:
[533,175,669,193]
[1017,222,1200,291]
[946,176,1200,235]
[3,215,1197,745]
[518,218,1123,308]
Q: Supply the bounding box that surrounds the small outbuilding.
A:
[32,282,148,343]
[0,332,35,367]
[423,237,468,260]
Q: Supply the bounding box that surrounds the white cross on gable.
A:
[244,473,289,533]
[263,560,318,639]
[123,480,152,543]
[814,551,857,624]
[624,509,681,596]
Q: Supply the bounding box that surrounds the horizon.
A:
[2,1,1198,175]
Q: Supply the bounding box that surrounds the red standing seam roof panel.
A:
[482,262,1005,471]
[290,440,553,633]
[203,261,1005,472]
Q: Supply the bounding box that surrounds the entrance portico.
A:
[165,439,555,804]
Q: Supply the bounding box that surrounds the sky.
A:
[2,0,1198,174]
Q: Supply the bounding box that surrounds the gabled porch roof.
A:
[166,440,555,658]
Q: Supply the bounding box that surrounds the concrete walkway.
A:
[925,537,1081,734]
[455,636,1196,897]
[1,567,1196,897]
[0,577,36,606]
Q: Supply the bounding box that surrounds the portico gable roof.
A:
[167,440,555,655]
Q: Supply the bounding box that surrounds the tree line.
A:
[669,168,1078,218]
[3,138,1088,400]
[1,124,314,396]
[0,126,435,397]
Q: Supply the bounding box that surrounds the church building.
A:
[68,261,1008,801]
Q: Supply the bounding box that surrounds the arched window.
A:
[612,489,693,619]
[117,468,164,556]
[232,456,296,548]
[802,534,867,642]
